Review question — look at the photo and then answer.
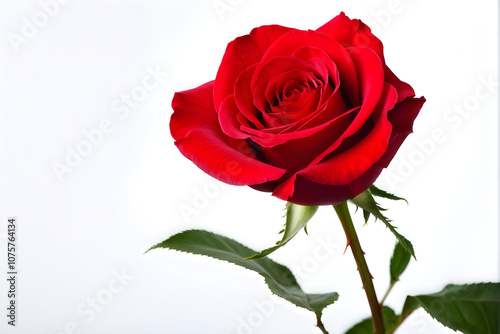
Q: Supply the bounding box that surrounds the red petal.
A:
[233,64,267,130]
[170,81,286,185]
[343,46,385,136]
[376,96,426,167]
[384,65,415,103]
[218,96,249,139]
[316,12,385,63]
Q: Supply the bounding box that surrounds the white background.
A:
[0,0,498,333]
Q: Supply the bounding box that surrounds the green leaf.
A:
[394,283,500,334]
[350,190,416,259]
[148,229,338,319]
[389,241,412,284]
[369,185,408,203]
[345,306,398,334]
[245,202,318,260]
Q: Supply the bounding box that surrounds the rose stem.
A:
[333,201,385,334]
[316,314,330,334]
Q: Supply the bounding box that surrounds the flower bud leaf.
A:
[245,203,318,260]
[148,229,339,320]
[362,209,370,224]
[369,185,408,203]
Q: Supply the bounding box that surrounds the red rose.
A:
[170,12,425,205]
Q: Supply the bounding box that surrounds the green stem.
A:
[380,280,396,306]
[333,202,385,334]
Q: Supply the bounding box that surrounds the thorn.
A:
[343,239,352,255]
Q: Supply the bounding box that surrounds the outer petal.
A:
[376,96,426,167]
[170,81,286,185]
[316,12,385,62]
[345,96,425,195]
[384,65,415,103]
[272,175,354,206]
[213,25,293,112]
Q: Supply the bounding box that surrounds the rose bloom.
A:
[170,12,425,206]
